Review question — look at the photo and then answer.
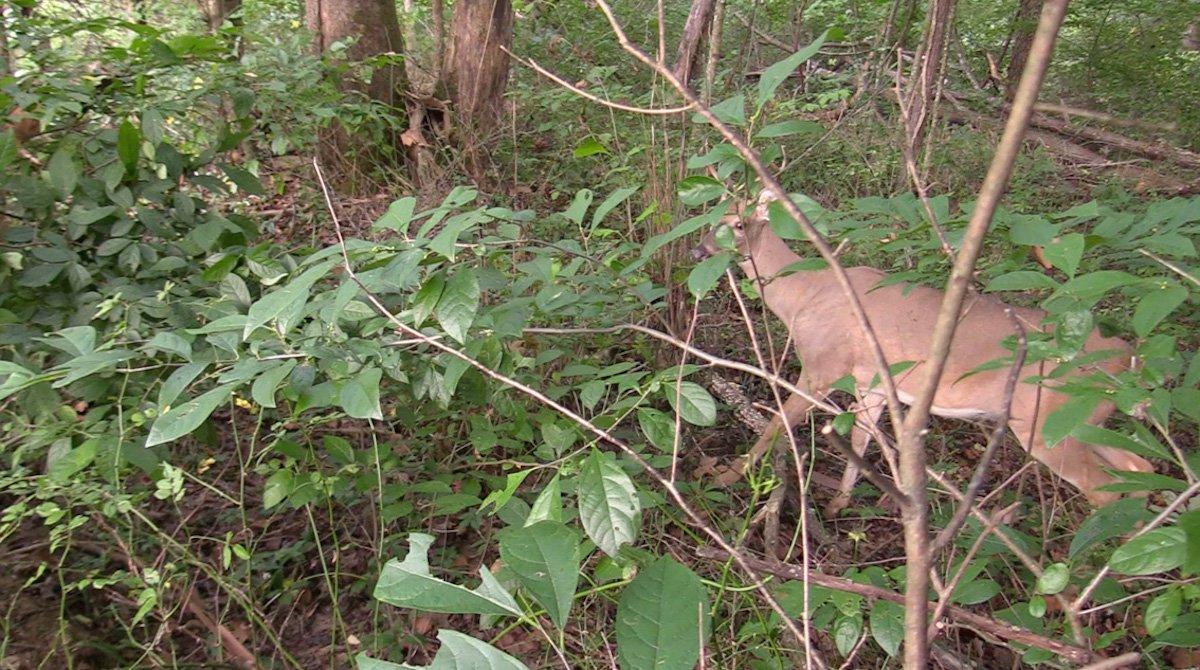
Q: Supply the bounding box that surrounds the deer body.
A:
[698,203,1154,513]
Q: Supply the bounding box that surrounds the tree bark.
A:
[196,0,240,31]
[437,0,513,181]
[305,0,409,183]
[674,0,718,86]
[904,0,955,148]
[1004,0,1042,100]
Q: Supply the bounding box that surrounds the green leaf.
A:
[356,630,530,670]
[985,270,1059,292]
[665,381,716,426]
[221,164,264,195]
[869,600,903,656]
[428,211,481,261]
[1145,588,1182,636]
[243,260,336,339]
[47,438,99,483]
[756,120,823,139]
[573,137,609,158]
[374,534,521,616]
[47,146,79,196]
[1069,498,1155,559]
[1072,424,1171,461]
[339,367,383,420]
[706,93,746,126]
[577,450,641,557]
[480,470,532,514]
[374,197,417,232]
[526,473,563,525]
[951,579,1000,605]
[756,30,829,108]
[498,521,581,628]
[251,360,297,409]
[834,614,863,656]
[1036,563,1070,595]
[1178,509,1200,576]
[590,186,638,231]
[435,270,480,343]
[678,176,726,207]
[117,119,141,173]
[0,130,17,172]
[1175,388,1200,424]
[687,251,732,298]
[563,189,594,225]
[147,383,237,447]
[1109,528,1187,576]
[1042,233,1085,278]
[158,362,208,408]
[51,349,135,388]
[1132,284,1188,337]
[412,272,445,326]
[262,469,293,509]
[637,408,676,452]
[144,331,193,360]
[1042,394,1101,447]
[616,556,709,670]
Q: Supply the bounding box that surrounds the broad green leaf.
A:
[756,31,829,108]
[616,557,709,670]
[1036,563,1069,595]
[243,260,336,339]
[375,534,520,616]
[526,473,563,525]
[158,362,208,408]
[637,408,675,452]
[688,251,733,298]
[678,176,725,207]
[498,521,581,628]
[356,630,529,670]
[0,130,16,172]
[1178,509,1200,576]
[705,93,746,126]
[47,438,99,483]
[412,272,446,327]
[632,207,725,269]
[985,270,1059,292]
[1042,394,1101,447]
[573,137,609,158]
[665,381,716,426]
[221,164,263,195]
[251,360,297,408]
[47,147,79,196]
[262,469,293,509]
[435,270,480,344]
[1109,528,1187,576]
[51,349,135,388]
[951,579,1000,605]
[1072,424,1171,460]
[756,120,823,139]
[117,119,141,172]
[1051,270,1139,302]
[578,450,640,557]
[145,331,193,360]
[834,614,863,656]
[0,361,37,402]
[1069,498,1155,559]
[374,197,417,232]
[563,189,593,225]
[1132,284,1188,337]
[40,325,96,356]
[339,367,383,420]
[590,186,638,230]
[1042,233,1085,278]
[1175,388,1200,424]
[479,470,532,514]
[428,211,481,261]
[869,600,903,656]
[147,382,237,447]
[1145,588,1182,636]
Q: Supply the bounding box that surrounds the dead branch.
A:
[692,546,1096,664]
[1032,102,1177,132]
[1027,110,1200,170]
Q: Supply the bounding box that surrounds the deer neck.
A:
[739,231,808,321]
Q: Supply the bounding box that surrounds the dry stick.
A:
[525,324,907,504]
[589,0,905,436]
[721,269,819,668]
[928,306,1027,555]
[692,546,1095,664]
[501,47,694,116]
[927,502,1019,640]
[1140,248,1200,288]
[1073,652,1142,670]
[310,161,814,655]
[1071,479,1200,615]
[893,1,1070,664]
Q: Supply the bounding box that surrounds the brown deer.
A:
[692,193,1154,515]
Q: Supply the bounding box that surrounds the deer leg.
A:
[825,395,886,517]
[742,385,819,473]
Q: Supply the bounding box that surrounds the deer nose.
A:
[691,245,711,261]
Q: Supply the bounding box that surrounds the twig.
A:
[692,546,1095,664]
[1073,652,1141,670]
[1139,249,1200,288]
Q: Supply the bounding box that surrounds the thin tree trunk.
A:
[904,0,955,148]
[432,0,445,80]
[439,0,514,181]
[305,0,409,183]
[196,0,240,31]
[701,0,725,104]
[674,0,718,86]
[1005,0,1042,100]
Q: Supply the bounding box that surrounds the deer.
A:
[692,192,1155,516]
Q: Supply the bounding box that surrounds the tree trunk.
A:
[438,0,513,181]
[305,0,409,183]
[196,0,240,31]
[674,0,718,86]
[904,0,955,151]
[1004,0,1042,100]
